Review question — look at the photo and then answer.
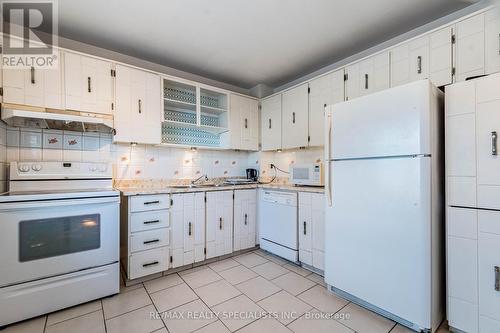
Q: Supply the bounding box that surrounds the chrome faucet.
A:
[191,174,208,185]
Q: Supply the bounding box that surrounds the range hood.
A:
[1,105,115,133]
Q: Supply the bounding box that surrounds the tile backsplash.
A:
[0,124,324,191]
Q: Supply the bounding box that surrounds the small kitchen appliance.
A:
[246,168,258,181]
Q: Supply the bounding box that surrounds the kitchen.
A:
[0,1,498,333]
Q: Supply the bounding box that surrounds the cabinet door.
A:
[193,193,206,263]
[311,193,325,270]
[206,191,233,258]
[479,225,500,322]
[246,191,257,249]
[231,94,259,151]
[170,194,184,268]
[298,193,312,266]
[2,51,63,109]
[429,26,453,87]
[64,52,113,115]
[485,8,500,75]
[261,94,282,151]
[234,190,256,251]
[358,52,389,97]
[345,62,360,101]
[409,36,430,82]
[282,83,309,149]
[114,65,161,144]
[476,99,500,186]
[391,42,411,87]
[456,14,485,82]
[308,70,344,147]
[183,194,195,262]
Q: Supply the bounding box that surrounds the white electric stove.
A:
[0,161,120,327]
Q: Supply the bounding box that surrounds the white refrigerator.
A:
[324,80,444,332]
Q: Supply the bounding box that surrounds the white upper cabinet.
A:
[282,83,309,149]
[429,26,454,87]
[229,94,259,151]
[2,50,63,109]
[113,64,161,144]
[456,13,485,82]
[391,36,430,87]
[345,52,389,100]
[308,70,344,147]
[64,51,114,115]
[485,8,500,75]
[261,94,282,151]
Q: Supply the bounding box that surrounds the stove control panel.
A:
[12,162,112,180]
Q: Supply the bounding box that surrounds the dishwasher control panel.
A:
[261,190,297,206]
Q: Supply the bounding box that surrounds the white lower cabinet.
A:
[234,189,257,251]
[170,192,205,268]
[206,191,234,259]
[298,192,325,271]
[121,194,171,280]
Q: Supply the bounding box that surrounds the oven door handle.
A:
[0,196,120,211]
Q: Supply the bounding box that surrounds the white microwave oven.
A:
[289,163,324,186]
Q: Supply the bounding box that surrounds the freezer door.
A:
[331,80,440,159]
[324,156,433,329]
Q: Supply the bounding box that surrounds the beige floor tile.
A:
[144,273,184,293]
[208,258,240,272]
[252,249,268,257]
[252,261,290,280]
[287,311,354,333]
[181,267,222,289]
[257,290,313,325]
[212,294,264,332]
[193,320,230,333]
[272,272,316,296]
[237,318,292,333]
[437,321,452,333]
[218,265,258,285]
[283,264,313,277]
[297,285,348,313]
[106,304,164,333]
[233,253,268,268]
[194,279,242,307]
[390,324,415,333]
[102,287,151,319]
[2,316,46,333]
[178,265,206,276]
[236,276,281,302]
[306,273,326,287]
[46,300,102,326]
[151,283,198,312]
[45,310,105,333]
[265,254,290,266]
[152,328,168,333]
[120,276,144,293]
[336,303,395,333]
[163,299,217,333]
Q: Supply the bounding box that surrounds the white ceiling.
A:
[57,0,477,89]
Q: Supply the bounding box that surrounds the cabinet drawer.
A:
[129,247,169,280]
[130,194,170,212]
[130,210,169,232]
[130,228,170,253]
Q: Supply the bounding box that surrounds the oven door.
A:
[0,196,119,287]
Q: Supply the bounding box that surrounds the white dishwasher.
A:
[259,190,298,262]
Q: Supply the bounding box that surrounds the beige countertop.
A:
[117,183,324,196]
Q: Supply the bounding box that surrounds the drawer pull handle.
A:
[144,200,160,205]
[138,99,142,114]
[417,56,422,74]
[143,220,160,225]
[303,221,307,235]
[292,112,296,124]
[268,118,272,129]
[188,222,192,236]
[30,66,35,84]
[495,266,499,291]
[492,131,498,156]
[142,261,159,268]
[143,239,160,245]
[87,77,92,93]
[219,217,223,230]
[364,74,369,90]
[244,118,248,129]
[244,213,248,225]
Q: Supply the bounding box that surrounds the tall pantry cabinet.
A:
[445,73,500,333]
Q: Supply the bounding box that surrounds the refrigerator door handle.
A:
[325,106,333,207]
